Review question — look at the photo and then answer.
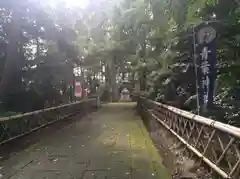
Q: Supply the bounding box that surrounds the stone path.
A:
[0,103,170,179]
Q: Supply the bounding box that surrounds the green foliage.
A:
[0,0,240,126]
[0,1,77,111]
[99,0,240,125]
[144,0,240,126]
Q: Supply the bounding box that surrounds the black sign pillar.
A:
[194,23,217,113]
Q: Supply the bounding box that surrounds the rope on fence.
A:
[135,95,240,178]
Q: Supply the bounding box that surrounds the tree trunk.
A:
[131,72,135,90]
[0,12,21,100]
[110,58,118,102]
[80,67,86,99]
[140,69,147,91]
[36,37,40,57]
[104,63,111,102]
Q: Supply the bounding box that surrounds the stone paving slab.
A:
[0,103,170,179]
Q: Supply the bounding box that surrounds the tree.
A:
[0,1,79,111]
[1,0,240,126]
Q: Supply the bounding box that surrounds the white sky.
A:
[48,0,90,9]
[65,0,89,8]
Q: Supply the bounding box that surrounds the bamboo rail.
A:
[136,96,240,179]
[0,98,98,145]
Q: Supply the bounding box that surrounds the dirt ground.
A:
[142,114,212,179]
